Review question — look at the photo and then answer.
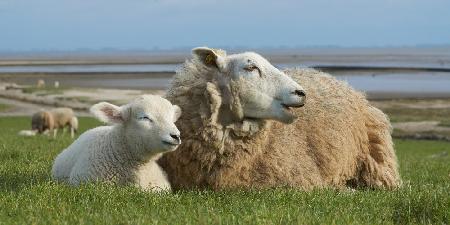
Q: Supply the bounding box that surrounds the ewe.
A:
[159,47,401,190]
[52,95,182,191]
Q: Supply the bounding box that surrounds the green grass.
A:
[383,107,450,124]
[55,96,92,103]
[0,103,12,112]
[22,87,65,96]
[440,121,450,128]
[0,117,449,224]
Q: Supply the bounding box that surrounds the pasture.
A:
[0,117,449,224]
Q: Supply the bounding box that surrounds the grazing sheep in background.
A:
[49,108,78,138]
[51,95,182,191]
[54,81,60,88]
[36,79,45,88]
[27,108,78,138]
[31,111,54,134]
[159,47,401,191]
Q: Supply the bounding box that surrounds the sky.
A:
[1,0,450,51]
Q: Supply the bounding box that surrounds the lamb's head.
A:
[193,47,305,124]
[90,95,182,152]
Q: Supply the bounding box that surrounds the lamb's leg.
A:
[53,128,58,138]
[357,106,401,189]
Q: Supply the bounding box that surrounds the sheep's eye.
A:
[244,65,256,72]
[244,65,261,76]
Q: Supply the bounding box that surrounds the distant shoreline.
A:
[1,65,449,75]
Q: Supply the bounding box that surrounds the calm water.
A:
[336,72,450,98]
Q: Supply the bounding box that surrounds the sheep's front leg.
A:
[70,127,75,138]
[53,128,58,138]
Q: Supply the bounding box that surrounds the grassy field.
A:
[0,117,449,224]
[0,103,12,112]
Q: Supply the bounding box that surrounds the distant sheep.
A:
[31,111,54,134]
[49,108,78,138]
[36,79,45,88]
[51,95,182,191]
[28,108,78,138]
[159,47,401,191]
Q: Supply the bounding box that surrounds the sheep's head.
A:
[90,95,182,153]
[193,47,306,124]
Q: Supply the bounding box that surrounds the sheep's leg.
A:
[53,128,58,138]
[62,127,67,135]
[356,106,401,189]
[70,127,74,138]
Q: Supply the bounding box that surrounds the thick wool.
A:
[52,126,171,190]
[159,60,401,190]
[52,95,181,191]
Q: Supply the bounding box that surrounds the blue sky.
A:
[1,0,450,51]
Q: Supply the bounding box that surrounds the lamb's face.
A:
[90,95,182,153]
[125,96,182,152]
[193,47,306,124]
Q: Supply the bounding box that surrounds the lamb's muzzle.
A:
[170,134,181,142]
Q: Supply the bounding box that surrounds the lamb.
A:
[158,47,401,191]
[51,95,182,191]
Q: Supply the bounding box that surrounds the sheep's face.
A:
[90,95,182,153]
[193,47,306,124]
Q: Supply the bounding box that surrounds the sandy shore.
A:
[2,71,450,99]
[0,72,174,90]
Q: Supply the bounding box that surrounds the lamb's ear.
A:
[90,102,124,124]
[192,47,227,71]
[173,105,182,122]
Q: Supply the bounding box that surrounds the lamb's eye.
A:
[139,116,153,122]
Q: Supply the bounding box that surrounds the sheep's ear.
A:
[192,47,227,71]
[90,102,124,124]
[173,105,182,122]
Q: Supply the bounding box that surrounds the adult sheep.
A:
[30,108,78,138]
[31,111,54,134]
[52,95,182,191]
[158,47,401,190]
[49,107,78,138]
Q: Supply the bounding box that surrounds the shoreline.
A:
[2,71,450,99]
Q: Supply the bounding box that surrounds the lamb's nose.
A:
[294,89,306,97]
[170,134,180,142]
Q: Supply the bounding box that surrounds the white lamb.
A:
[51,95,182,191]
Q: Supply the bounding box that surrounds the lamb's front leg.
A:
[136,159,172,192]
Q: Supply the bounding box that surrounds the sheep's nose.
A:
[170,133,180,142]
[294,89,306,97]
